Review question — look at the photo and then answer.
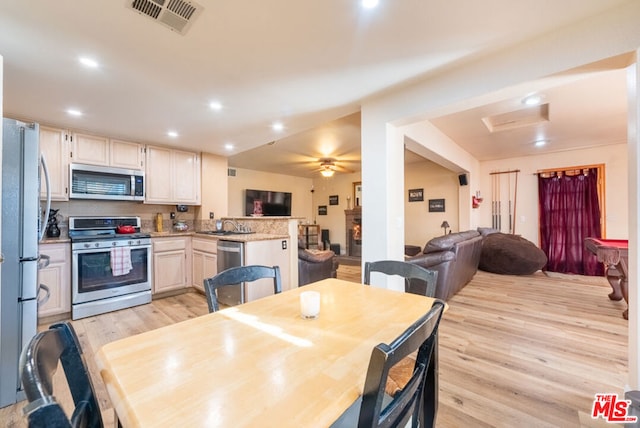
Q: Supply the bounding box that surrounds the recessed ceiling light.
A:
[534,139,547,147]
[167,131,178,138]
[272,122,284,132]
[522,94,543,106]
[362,0,379,9]
[66,109,83,117]
[78,57,99,68]
[209,101,223,111]
[224,143,234,151]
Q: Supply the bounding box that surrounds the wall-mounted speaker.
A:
[458,174,468,186]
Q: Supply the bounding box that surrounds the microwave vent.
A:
[127,0,203,35]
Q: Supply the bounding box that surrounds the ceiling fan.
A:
[319,159,336,177]
[316,158,355,177]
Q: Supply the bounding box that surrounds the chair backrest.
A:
[358,300,445,428]
[204,265,282,312]
[364,260,438,297]
[20,321,103,428]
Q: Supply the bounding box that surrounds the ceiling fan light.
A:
[320,168,334,177]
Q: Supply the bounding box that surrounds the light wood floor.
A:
[0,267,628,427]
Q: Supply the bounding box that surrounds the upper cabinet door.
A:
[39,125,70,201]
[110,139,144,170]
[173,149,200,204]
[145,145,201,205]
[145,145,173,203]
[71,132,110,166]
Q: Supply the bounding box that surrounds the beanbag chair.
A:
[479,233,547,275]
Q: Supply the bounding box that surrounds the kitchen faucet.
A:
[223,219,242,232]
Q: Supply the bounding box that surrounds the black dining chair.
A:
[204,265,282,312]
[331,300,446,428]
[364,260,438,298]
[20,321,103,428]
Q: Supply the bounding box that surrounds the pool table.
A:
[584,237,628,320]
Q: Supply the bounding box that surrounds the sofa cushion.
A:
[477,227,500,237]
[298,249,334,263]
[423,230,480,254]
[479,233,547,275]
[404,245,422,257]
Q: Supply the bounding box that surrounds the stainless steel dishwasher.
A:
[216,240,245,306]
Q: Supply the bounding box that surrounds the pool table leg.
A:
[613,257,630,320]
[621,275,629,321]
[605,266,624,301]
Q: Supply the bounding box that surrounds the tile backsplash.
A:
[49,200,197,234]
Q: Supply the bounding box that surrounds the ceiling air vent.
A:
[482,103,550,133]
[228,168,237,177]
[127,0,203,35]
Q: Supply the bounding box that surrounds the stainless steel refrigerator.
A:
[0,118,50,408]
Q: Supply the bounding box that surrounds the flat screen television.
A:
[244,189,292,216]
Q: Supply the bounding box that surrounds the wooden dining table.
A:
[95,278,440,427]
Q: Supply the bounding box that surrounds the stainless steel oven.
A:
[69,216,152,320]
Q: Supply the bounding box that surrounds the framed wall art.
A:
[329,195,339,205]
[428,198,445,212]
[408,188,424,202]
[318,205,328,215]
[353,182,362,207]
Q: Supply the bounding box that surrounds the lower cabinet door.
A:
[192,250,217,292]
[153,250,187,293]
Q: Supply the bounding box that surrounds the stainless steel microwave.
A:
[69,163,144,201]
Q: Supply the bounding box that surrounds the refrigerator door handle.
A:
[39,153,51,242]
[37,284,51,307]
[38,254,50,269]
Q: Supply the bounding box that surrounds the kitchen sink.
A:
[197,230,255,236]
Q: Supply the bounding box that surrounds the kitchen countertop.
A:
[149,231,195,238]
[191,232,289,242]
[39,232,289,243]
[40,237,71,244]
[149,231,289,242]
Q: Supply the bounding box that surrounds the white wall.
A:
[227,167,313,219]
[359,0,640,388]
[360,0,640,267]
[478,144,628,245]
[404,160,459,247]
[198,152,228,220]
[310,172,361,254]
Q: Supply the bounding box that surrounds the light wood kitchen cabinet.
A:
[38,243,71,318]
[152,236,191,294]
[39,125,70,201]
[145,145,201,205]
[110,139,144,169]
[71,132,144,169]
[191,238,217,292]
[71,132,110,166]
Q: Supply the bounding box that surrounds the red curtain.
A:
[538,168,603,275]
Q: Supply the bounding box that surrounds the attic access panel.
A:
[482,103,550,133]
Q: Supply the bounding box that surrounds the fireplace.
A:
[345,207,362,258]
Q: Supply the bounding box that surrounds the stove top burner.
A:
[68,216,149,243]
[69,231,151,243]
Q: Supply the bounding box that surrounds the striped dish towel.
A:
[110,247,133,276]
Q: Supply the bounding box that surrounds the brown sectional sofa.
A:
[405,230,483,300]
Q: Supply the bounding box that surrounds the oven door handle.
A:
[73,244,151,254]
